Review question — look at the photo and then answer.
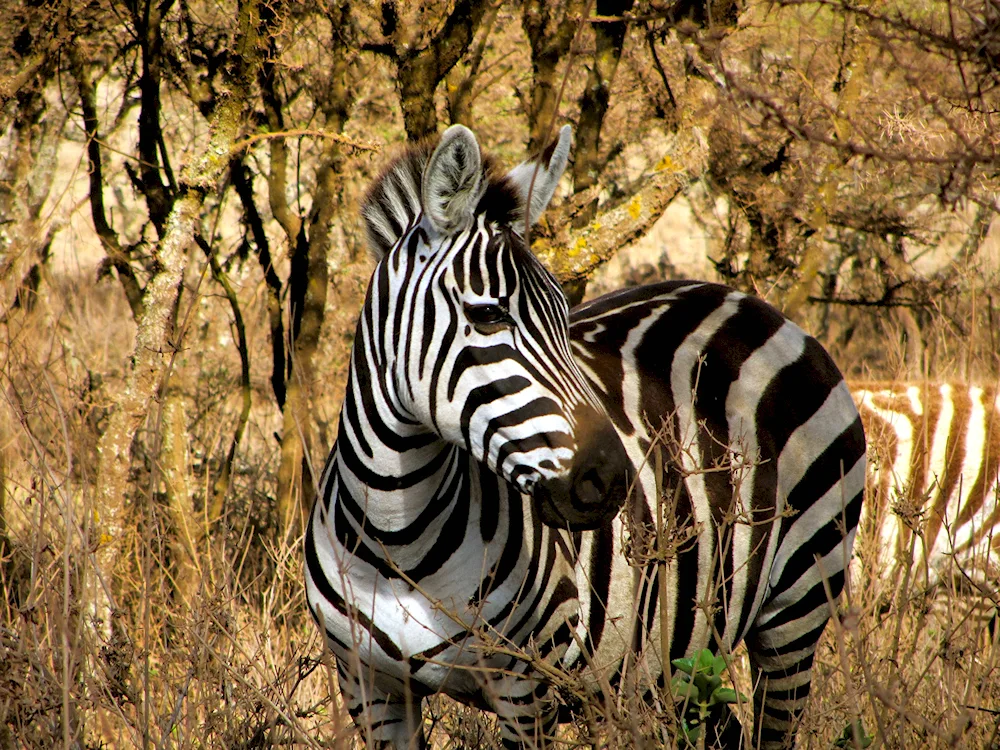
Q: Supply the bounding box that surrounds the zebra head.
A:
[359,124,630,530]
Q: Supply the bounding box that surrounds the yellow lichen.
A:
[628,195,642,220]
[654,154,678,173]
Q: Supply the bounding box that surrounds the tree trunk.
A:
[522,0,586,153]
[87,0,267,636]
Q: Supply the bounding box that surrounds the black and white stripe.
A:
[851,381,1000,619]
[305,125,867,749]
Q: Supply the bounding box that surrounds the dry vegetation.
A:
[1,0,999,747]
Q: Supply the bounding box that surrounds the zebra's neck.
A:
[330,356,471,540]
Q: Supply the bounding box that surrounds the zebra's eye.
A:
[463,302,512,333]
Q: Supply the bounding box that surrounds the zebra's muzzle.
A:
[533,412,630,530]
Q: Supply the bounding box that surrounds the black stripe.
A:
[460,375,530,438]
[468,232,485,295]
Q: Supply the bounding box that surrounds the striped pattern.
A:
[570,285,866,748]
[851,382,1000,617]
[305,125,867,749]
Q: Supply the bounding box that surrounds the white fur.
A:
[507,124,572,234]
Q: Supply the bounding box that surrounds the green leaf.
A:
[709,687,741,706]
[680,721,702,746]
[672,657,696,674]
[833,720,874,748]
[672,679,699,702]
[713,654,728,676]
[695,649,716,674]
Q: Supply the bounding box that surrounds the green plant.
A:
[670,649,743,748]
[833,719,874,748]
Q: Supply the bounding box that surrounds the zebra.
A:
[304,124,867,749]
[850,381,1000,628]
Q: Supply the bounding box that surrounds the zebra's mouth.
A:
[533,470,628,530]
[530,414,631,531]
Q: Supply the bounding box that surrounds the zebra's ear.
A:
[421,125,487,235]
[507,125,572,234]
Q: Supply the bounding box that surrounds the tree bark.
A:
[133,0,175,236]
[522,0,587,153]
[573,0,634,194]
[536,170,684,289]
[160,394,201,603]
[388,0,492,140]
[87,0,267,635]
[275,0,356,533]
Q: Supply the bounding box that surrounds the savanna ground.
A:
[2,0,1000,747]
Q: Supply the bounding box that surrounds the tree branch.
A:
[230,159,287,408]
[69,48,145,320]
[536,169,685,287]
[259,34,301,243]
[573,0,634,195]
[133,0,175,235]
[522,0,588,152]
[395,0,493,139]
[447,0,503,124]
[195,233,251,516]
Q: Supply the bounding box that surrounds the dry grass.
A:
[0,268,353,749]
[3,264,998,749]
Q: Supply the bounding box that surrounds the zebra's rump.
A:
[851,381,1000,604]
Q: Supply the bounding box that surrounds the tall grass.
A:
[2,265,997,749]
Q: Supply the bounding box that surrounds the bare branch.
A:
[536,170,685,287]
[259,33,301,244]
[447,0,504,125]
[68,48,145,320]
[522,0,589,152]
[230,159,287,408]
[231,128,381,155]
[195,234,251,517]
[573,0,634,195]
[394,0,494,139]
[131,0,175,235]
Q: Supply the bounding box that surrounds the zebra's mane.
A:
[362,136,522,259]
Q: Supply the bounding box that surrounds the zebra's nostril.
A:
[574,468,605,507]
[520,474,539,494]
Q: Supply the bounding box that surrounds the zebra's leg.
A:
[336,660,426,749]
[485,666,558,749]
[706,703,746,749]
[743,632,818,750]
